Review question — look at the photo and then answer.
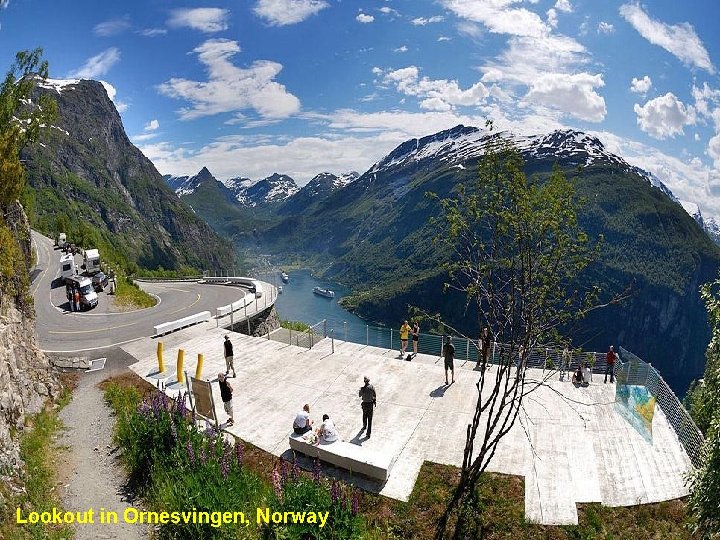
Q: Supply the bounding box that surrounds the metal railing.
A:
[619,347,704,468]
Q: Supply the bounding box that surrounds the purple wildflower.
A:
[330,479,341,505]
[351,490,359,516]
[199,445,207,465]
[291,458,299,481]
[312,459,322,484]
[220,449,230,479]
[235,442,244,468]
[176,392,187,417]
[186,441,195,466]
[279,460,288,485]
[170,418,178,442]
[271,466,283,499]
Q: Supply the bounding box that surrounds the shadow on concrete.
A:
[430,385,448,397]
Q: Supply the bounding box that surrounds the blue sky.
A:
[2,0,720,217]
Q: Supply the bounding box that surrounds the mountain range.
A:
[166,125,720,395]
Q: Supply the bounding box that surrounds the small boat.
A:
[313,286,335,298]
[281,272,289,283]
[278,286,283,294]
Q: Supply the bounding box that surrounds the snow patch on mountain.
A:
[35,77,81,94]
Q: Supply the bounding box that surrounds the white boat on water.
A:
[313,286,335,298]
[278,286,283,294]
[281,272,289,283]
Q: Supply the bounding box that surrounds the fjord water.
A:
[259,270,372,342]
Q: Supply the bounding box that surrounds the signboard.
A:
[189,376,217,426]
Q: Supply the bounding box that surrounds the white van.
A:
[83,249,101,275]
[67,275,98,310]
[60,253,76,283]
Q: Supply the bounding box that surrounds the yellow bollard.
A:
[177,349,185,384]
[195,353,204,379]
[157,342,165,373]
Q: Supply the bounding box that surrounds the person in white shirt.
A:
[317,414,339,443]
[293,404,313,435]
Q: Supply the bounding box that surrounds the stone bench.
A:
[288,433,395,482]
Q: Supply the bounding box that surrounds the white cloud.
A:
[394,45,408,53]
[254,0,328,26]
[94,16,131,37]
[438,36,451,42]
[630,75,652,95]
[546,9,558,29]
[411,15,444,26]
[0,1,9,8]
[132,132,158,142]
[598,130,720,220]
[440,0,549,37]
[380,66,490,111]
[379,6,400,16]
[157,39,300,120]
[692,83,720,118]
[68,48,120,79]
[708,133,720,169]
[144,119,160,131]
[140,28,167,37]
[356,13,374,23]
[619,3,715,73]
[554,0,572,13]
[457,21,484,39]
[597,21,614,34]
[524,72,606,122]
[633,92,696,139]
[168,8,229,33]
[98,80,127,112]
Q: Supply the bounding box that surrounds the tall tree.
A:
[430,126,607,538]
[687,278,720,538]
[0,48,57,206]
[0,49,57,303]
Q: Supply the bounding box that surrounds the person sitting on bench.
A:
[572,364,585,385]
[317,414,339,444]
[293,404,313,435]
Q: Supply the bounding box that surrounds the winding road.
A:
[31,231,249,352]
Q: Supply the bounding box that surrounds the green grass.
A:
[280,319,311,331]
[114,277,156,309]
[0,389,74,540]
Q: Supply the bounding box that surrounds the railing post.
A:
[390,328,393,352]
[331,329,334,354]
[492,340,497,364]
[466,339,470,360]
[230,309,234,330]
[366,325,369,346]
[344,321,348,343]
[324,319,327,338]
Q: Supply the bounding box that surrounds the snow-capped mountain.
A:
[164,167,217,197]
[278,171,360,215]
[680,200,720,246]
[235,173,299,207]
[365,125,674,200]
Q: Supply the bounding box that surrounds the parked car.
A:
[92,272,108,292]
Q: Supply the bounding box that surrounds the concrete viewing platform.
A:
[121,325,693,526]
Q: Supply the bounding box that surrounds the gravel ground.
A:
[56,348,150,540]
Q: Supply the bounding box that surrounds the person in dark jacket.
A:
[443,336,455,385]
[218,372,234,426]
[223,335,236,377]
[358,376,376,438]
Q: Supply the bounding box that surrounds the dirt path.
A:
[56,350,149,540]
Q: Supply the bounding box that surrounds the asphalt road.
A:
[31,231,248,353]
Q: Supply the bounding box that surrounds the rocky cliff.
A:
[0,202,59,488]
[21,78,235,273]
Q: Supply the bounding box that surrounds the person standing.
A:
[481,327,491,365]
[223,335,236,378]
[73,289,80,312]
[443,336,455,385]
[604,345,617,383]
[561,345,572,381]
[358,376,376,438]
[217,372,234,426]
[411,321,420,355]
[399,320,410,356]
